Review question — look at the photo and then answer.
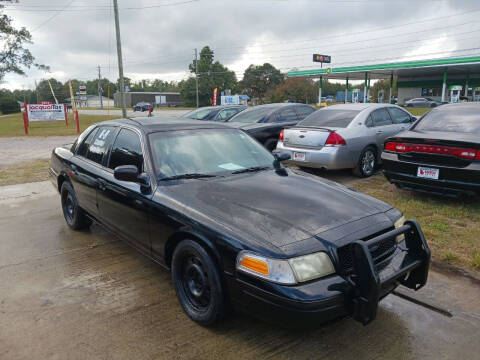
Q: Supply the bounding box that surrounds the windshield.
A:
[183,107,214,120]
[299,109,360,128]
[414,106,480,135]
[227,106,273,123]
[149,129,275,179]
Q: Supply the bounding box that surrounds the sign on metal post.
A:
[213,88,218,106]
[27,104,66,122]
[313,54,331,63]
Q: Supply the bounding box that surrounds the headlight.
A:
[394,215,406,242]
[236,251,335,285]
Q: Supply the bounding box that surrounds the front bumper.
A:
[229,220,430,327]
[275,141,356,170]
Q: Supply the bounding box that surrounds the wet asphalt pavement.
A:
[0,182,479,360]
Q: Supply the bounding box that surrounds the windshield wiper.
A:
[158,173,217,181]
[231,166,271,174]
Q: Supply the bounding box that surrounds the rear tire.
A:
[61,182,91,230]
[264,138,278,152]
[353,146,377,177]
[172,240,225,326]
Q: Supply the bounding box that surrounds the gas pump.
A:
[352,89,360,103]
[473,87,480,102]
[449,85,462,103]
[377,89,385,103]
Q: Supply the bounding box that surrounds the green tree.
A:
[239,63,284,103]
[36,78,65,103]
[271,77,317,103]
[0,5,48,81]
[182,46,237,106]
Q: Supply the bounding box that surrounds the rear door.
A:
[71,126,116,217]
[370,108,396,147]
[97,127,151,254]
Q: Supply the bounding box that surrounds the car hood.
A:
[157,169,393,253]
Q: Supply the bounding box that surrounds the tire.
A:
[406,104,413,107]
[60,182,92,230]
[264,138,278,152]
[353,146,377,177]
[172,240,225,326]
[430,103,437,108]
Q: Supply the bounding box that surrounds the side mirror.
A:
[276,153,291,161]
[114,165,139,182]
[410,116,417,123]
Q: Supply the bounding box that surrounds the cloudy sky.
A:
[2,0,480,90]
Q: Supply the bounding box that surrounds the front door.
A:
[97,128,151,254]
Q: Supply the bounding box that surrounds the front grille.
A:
[337,227,396,275]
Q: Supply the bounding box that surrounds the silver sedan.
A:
[275,104,416,177]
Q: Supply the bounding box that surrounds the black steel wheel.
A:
[172,240,224,325]
[60,182,91,230]
[353,146,377,177]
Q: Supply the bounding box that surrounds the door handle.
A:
[98,179,106,191]
[376,130,383,134]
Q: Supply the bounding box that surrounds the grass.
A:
[0,112,118,137]
[403,107,432,116]
[351,173,480,272]
[0,159,50,186]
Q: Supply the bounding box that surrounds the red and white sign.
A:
[40,101,52,105]
[417,166,439,180]
[27,104,66,122]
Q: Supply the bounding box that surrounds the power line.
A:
[31,0,76,31]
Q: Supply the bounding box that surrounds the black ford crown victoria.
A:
[50,116,430,327]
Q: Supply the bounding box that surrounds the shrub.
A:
[0,97,21,114]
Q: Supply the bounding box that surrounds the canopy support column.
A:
[367,75,371,103]
[345,76,349,104]
[318,76,323,105]
[389,73,394,104]
[441,69,448,103]
[364,72,368,103]
[465,73,469,98]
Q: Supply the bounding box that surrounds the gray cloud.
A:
[2,0,480,89]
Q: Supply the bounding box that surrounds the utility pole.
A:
[194,48,199,108]
[97,65,104,109]
[113,0,127,118]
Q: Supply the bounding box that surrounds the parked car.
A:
[382,103,480,196]
[182,105,246,121]
[404,97,441,108]
[276,104,416,177]
[133,102,153,112]
[226,103,316,151]
[49,116,430,327]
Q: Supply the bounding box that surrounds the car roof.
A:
[320,103,394,111]
[99,116,233,133]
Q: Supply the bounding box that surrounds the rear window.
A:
[298,109,360,128]
[414,106,480,135]
[228,106,273,123]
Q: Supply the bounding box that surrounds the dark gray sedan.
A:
[404,97,441,108]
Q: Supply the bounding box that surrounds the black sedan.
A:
[226,103,316,151]
[133,102,153,112]
[382,103,480,197]
[182,105,246,121]
[49,117,430,327]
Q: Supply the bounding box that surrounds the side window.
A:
[276,108,298,122]
[86,126,116,165]
[76,128,98,158]
[387,107,411,124]
[295,106,315,120]
[365,115,374,128]
[108,129,144,171]
[216,108,239,121]
[370,108,393,127]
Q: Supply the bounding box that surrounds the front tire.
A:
[172,240,225,326]
[61,182,91,230]
[353,146,377,177]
